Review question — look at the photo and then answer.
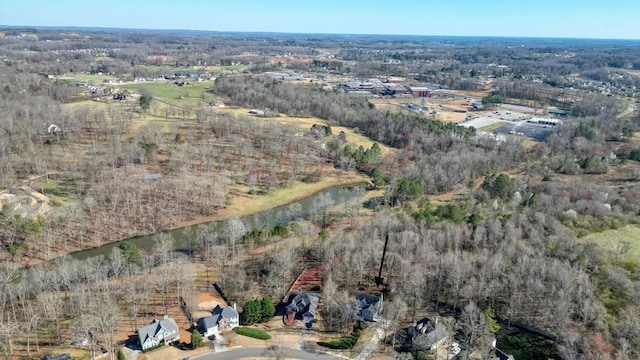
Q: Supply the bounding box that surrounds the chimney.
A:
[163,314,169,320]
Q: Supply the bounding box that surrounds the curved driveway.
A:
[194,347,346,360]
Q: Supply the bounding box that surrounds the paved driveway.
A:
[211,333,227,352]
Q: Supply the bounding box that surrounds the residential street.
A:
[194,347,346,360]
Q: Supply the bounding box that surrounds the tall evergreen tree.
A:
[191,330,203,348]
[241,299,263,325]
[261,295,276,321]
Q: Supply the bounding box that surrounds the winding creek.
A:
[70,184,367,260]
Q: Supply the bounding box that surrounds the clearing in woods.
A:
[582,225,640,262]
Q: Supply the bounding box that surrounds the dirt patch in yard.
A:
[193,291,228,319]
[197,292,227,308]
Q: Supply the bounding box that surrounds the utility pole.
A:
[375,233,390,287]
[434,316,438,360]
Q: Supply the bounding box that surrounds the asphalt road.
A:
[194,347,346,360]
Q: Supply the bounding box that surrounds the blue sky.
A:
[1,0,639,39]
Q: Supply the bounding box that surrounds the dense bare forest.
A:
[1,28,640,360]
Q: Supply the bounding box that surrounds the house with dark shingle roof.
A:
[41,354,71,360]
[352,292,383,322]
[409,317,449,351]
[198,303,239,335]
[137,315,180,351]
[285,290,319,328]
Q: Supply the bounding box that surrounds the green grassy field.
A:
[218,173,370,218]
[39,177,86,206]
[582,225,640,261]
[121,80,215,101]
[59,73,118,83]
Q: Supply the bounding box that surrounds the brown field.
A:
[435,110,469,123]
[216,108,394,155]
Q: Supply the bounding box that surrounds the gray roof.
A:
[287,291,319,316]
[220,306,239,320]
[42,354,71,360]
[138,317,179,344]
[198,316,217,332]
[412,319,448,347]
[159,317,179,333]
[212,305,239,322]
[306,293,319,316]
[355,292,380,306]
[384,84,409,92]
[424,322,448,345]
[138,321,157,344]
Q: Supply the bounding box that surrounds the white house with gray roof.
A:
[137,316,180,351]
[198,303,239,335]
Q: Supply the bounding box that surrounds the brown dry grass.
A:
[34,347,91,360]
[435,111,468,123]
[34,97,382,259]
[217,108,393,155]
[551,161,640,188]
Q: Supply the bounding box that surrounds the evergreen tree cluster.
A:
[240,295,276,325]
[482,173,514,199]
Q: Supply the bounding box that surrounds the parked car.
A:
[449,343,461,355]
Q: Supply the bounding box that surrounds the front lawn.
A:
[233,327,271,340]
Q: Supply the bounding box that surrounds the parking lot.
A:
[493,121,556,142]
[459,108,557,142]
[459,116,507,129]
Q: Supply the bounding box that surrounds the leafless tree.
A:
[383,297,407,351]
[458,301,489,360]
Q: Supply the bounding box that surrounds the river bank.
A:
[4,172,371,267]
[172,172,370,230]
[68,174,370,260]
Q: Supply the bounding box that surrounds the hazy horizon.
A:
[3,24,640,43]
[1,0,639,40]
